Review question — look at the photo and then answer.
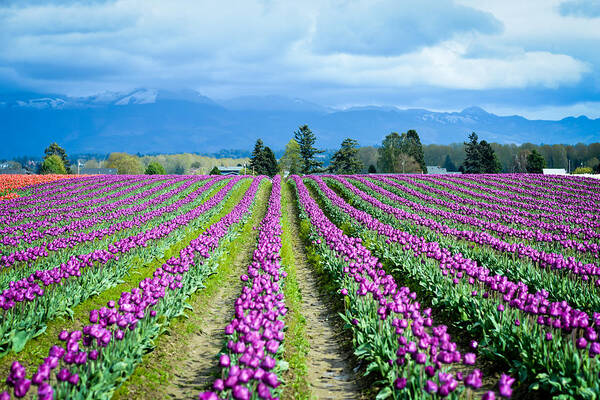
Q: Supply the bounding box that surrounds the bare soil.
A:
[164,242,251,398]
[285,188,364,400]
[164,201,270,398]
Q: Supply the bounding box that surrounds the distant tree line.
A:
[30,134,600,177]
[252,124,364,176]
[253,126,600,176]
[423,141,600,173]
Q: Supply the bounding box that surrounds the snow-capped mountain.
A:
[0,88,218,109]
[1,89,599,158]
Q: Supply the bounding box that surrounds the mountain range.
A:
[1,88,599,158]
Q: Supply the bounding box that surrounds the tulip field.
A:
[0,173,599,399]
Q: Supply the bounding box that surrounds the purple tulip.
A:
[56,369,70,382]
[67,373,79,386]
[264,372,280,388]
[232,384,250,400]
[213,379,225,391]
[224,375,237,388]
[257,383,271,399]
[198,392,218,400]
[464,353,476,365]
[37,383,53,400]
[261,356,276,370]
[229,365,240,377]
[424,380,438,393]
[482,392,496,400]
[465,369,483,389]
[88,349,99,360]
[219,354,230,367]
[498,374,515,397]
[31,364,50,385]
[13,379,31,398]
[589,342,600,357]
[6,362,25,387]
[395,377,407,389]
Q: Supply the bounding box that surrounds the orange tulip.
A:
[0,174,84,201]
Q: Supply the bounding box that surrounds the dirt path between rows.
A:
[164,260,247,398]
[285,188,362,400]
[165,218,268,398]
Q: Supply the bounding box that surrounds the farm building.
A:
[543,168,567,175]
[78,168,118,175]
[426,166,462,174]
[0,168,30,175]
[217,166,245,175]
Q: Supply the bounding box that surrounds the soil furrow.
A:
[285,186,361,400]
[165,206,270,398]
[165,255,247,398]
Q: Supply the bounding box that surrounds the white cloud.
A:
[559,0,600,18]
[0,0,597,119]
[290,41,589,90]
[310,0,502,56]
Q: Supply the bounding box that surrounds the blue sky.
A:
[0,0,598,119]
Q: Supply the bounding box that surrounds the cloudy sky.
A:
[0,0,598,119]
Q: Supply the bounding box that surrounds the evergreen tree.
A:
[377,132,403,173]
[294,125,324,174]
[44,143,71,173]
[403,130,427,173]
[145,161,166,175]
[40,155,67,174]
[461,133,501,173]
[279,139,301,175]
[249,139,279,176]
[442,155,456,172]
[262,147,278,177]
[526,149,546,173]
[209,166,221,175]
[329,138,363,174]
[462,132,481,173]
[479,140,502,173]
[250,139,266,175]
[368,164,377,173]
